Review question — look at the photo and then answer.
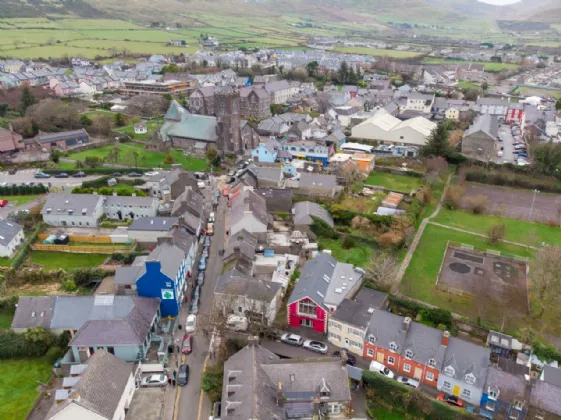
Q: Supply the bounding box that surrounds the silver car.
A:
[397,376,420,389]
[141,374,167,388]
[302,340,328,354]
[280,333,303,347]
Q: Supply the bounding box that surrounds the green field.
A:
[457,80,480,89]
[422,58,519,72]
[433,208,561,247]
[28,252,108,270]
[0,357,53,420]
[365,172,425,192]
[318,237,373,268]
[69,143,209,171]
[513,87,561,100]
[333,46,422,58]
[0,195,42,206]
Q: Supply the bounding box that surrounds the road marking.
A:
[173,353,187,420]
[196,354,210,420]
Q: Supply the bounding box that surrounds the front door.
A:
[376,352,384,363]
[452,385,461,397]
[414,368,422,380]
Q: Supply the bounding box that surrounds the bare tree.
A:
[340,161,361,193]
[465,194,488,214]
[487,223,505,245]
[26,99,83,132]
[365,253,398,291]
[316,92,331,114]
[533,246,561,318]
[445,185,465,209]
[127,95,170,118]
[473,276,491,326]
[424,156,448,186]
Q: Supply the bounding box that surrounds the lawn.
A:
[0,312,13,329]
[433,208,561,247]
[457,80,480,89]
[0,357,53,420]
[364,172,424,193]
[337,194,386,215]
[513,87,561,100]
[318,237,373,268]
[0,194,41,206]
[334,46,422,58]
[68,143,209,171]
[421,58,519,72]
[114,120,161,140]
[28,252,108,270]
[400,223,535,331]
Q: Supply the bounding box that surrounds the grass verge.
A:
[0,195,41,206]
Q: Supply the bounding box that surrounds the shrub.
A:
[445,185,465,209]
[73,268,109,287]
[465,194,488,214]
[46,346,64,362]
[342,236,356,249]
[201,363,224,403]
[0,326,55,358]
[60,279,77,292]
[420,307,453,328]
[487,223,505,245]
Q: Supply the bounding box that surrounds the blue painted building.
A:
[251,138,280,163]
[281,140,333,167]
[136,243,189,317]
[480,358,530,420]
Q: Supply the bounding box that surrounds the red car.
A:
[437,393,464,408]
[0,200,7,208]
[222,187,229,197]
[181,334,192,354]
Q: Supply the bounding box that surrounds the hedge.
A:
[0,327,55,358]
[81,176,145,189]
[11,223,45,269]
[464,167,561,193]
[363,371,476,420]
[0,296,19,314]
[0,184,47,196]
[329,205,393,227]
[42,167,146,176]
[389,296,453,328]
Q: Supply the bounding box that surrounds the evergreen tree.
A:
[348,66,357,84]
[20,86,36,114]
[421,124,452,158]
[556,98,561,111]
[338,61,348,84]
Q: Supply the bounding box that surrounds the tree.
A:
[126,96,170,118]
[338,61,348,84]
[316,92,331,114]
[80,114,93,126]
[487,223,505,245]
[270,104,284,115]
[114,112,126,127]
[424,156,448,185]
[481,81,489,91]
[163,152,174,165]
[533,246,561,318]
[556,98,561,111]
[50,150,62,163]
[445,185,465,209]
[365,253,398,291]
[206,147,220,167]
[421,124,452,158]
[20,86,36,114]
[0,103,8,117]
[26,99,82,132]
[465,194,488,214]
[306,61,319,77]
[84,156,102,168]
[132,151,139,168]
[10,116,36,138]
[462,88,479,101]
[89,114,114,137]
[24,326,53,346]
[340,161,360,192]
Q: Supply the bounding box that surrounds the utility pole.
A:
[528,189,539,221]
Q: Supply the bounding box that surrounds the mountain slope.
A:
[0,0,107,18]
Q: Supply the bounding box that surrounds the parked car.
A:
[111,172,122,177]
[73,171,86,178]
[197,272,205,286]
[280,333,303,347]
[34,172,50,179]
[397,376,420,389]
[177,364,190,386]
[0,200,8,208]
[204,236,211,247]
[193,285,201,300]
[303,340,328,354]
[332,350,357,366]
[190,296,199,314]
[202,247,209,259]
[54,173,69,178]
[184,314,197,333]
[145,171,159,176]
[437,393,464,408]
[141,374,167,388]
[8,168,17,175]
[206,223,214,236]
[129,172,142,177]
[369,361,395,379]
[198,257,206,271]
[181,334,192,354]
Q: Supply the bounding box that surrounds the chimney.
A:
[276,381,284,406]
[442,331,450,347]
[403,317,411,331]
[247,336,259,346]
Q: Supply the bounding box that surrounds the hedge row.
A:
[0,184,48,196]
[464,167,561,194]
[363,371,476,420]
[389,295,453,328]
[42,167,146,176]
[81,176,146,189]
[11,223,45,269]
[329,205,393,227]
[0,328,55,358]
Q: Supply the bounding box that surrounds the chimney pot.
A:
[403,317,411,331]
[442,330,450,347]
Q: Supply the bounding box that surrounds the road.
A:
[0,168,101,187]
[176,177,225,420]
[497,123,516,164]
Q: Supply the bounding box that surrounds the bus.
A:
[340,142,374,154]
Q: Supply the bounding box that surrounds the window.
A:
[329,321,341,330]
[513,400,524,410]
[405,349,413,359]
[443,366,455,377]
[465,373,476,385]
[462,389,471,398]
[368,335,376,344]
[388,356,395,365]
[328,332,341,341]
[488,389,498,400]
[298,300,316,316]
[389,342,397,352]
[328,404,341,414]
[442,381,452,391]
[367,349,374,357]
[486,402,495,412]
[426,372,434,381]
[428,358,436,368]
[403,364,411,373]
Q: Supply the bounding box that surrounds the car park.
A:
[177,364,190,386]
[34,172,50,179]
[181,334,192,354]
[437,393,464,407]
[397,376,420,389]
[302,340,328,354]
[184,314,197,333]
[141,374,167,388]
[369,361,395,379]
[198,257,206,271]
[280,333,304,346]
[54,173,69,178]
[197,272,205,286]
[332,350,357,366]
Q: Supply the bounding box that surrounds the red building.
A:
[0,125,23,154]
[287,296,327,333]
[505,103,525,126]
[363,310,448,389]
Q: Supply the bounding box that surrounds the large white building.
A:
[351,111,436,147]
[0,219,24,258]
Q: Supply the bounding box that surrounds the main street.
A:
[175,177,226,420]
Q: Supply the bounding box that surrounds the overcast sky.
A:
[478,0,520,4]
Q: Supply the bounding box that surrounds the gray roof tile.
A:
[440,336,490,389]
[293,201,334,228]
[0,219,22,246]
[288,253,336,310]
[215,268,281,302]
[129,217,178,232]
[146,242,185,279]
[331,289,387,329]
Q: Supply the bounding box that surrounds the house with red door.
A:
[287,252,364,333]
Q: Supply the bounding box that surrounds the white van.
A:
[369,360,395,379]
[226,315,248,332]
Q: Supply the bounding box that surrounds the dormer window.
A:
[389,342,397,352]
[465,373,476,385]
[488,388,499,400]
[368,335,376,344]
[513,399,524,410]
[443,366,455,377]
[428,358,436,368]
[405,349,413,359]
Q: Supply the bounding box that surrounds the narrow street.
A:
[497,123,516,164]
[175,177,226,420]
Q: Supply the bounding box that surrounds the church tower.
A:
[215,90,241,156]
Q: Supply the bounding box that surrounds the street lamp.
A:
[528,189,539,221]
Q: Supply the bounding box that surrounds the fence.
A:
[38,234,112,243]
[31,241,136,254]
[449,241,529,263]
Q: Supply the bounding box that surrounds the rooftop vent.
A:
[335,288,343,294]
[317,291,324,298]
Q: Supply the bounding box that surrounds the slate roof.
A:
[256,167,283,182]
[160,101,217,143]
[254,188,292,213]
[11,296,55,329]
[543,365,561,388]
[331,288,388,329]
[402,322,447,370]
[531,380,561,416]
[46,349,133,420]
[224,229,258,261]
[171,186,204,218]
[146,242,185,279]
[293,201,334,228]
[169,225,196,254]
[215,268,281,303]
[299,173,337,190]
[104,195,157,208]
[288,252,336,310]
[265,80,290,93]
[230,189,270,232]
[464,114,498,139]
[0,219,22,247]
[114,266,143,286]
[41,194,103,217]
[484,364,529,403]
[441,336,490,388]
[487,330,513,350]
[129,217,178,231]
[323,262,363,307]
[36,129,89,144]
[365,310,409,354]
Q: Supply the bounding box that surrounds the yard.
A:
[457,80,480,89]
[0,357,53,420]
[114,119,162,140]
[28,251,108,270]
[364,172,424,193]
[433,208,561,247]
[68,143,209,171]
[318,237,373,268]
[0,194,42,206]
[0,312,13,329]
[333,46,422,58]
[337,194,386,215]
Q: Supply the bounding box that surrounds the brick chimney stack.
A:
[442,331,450,347]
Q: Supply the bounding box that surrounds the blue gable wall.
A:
[136,261,179,317]
[480,393,527,420]
[251,144,277,163]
